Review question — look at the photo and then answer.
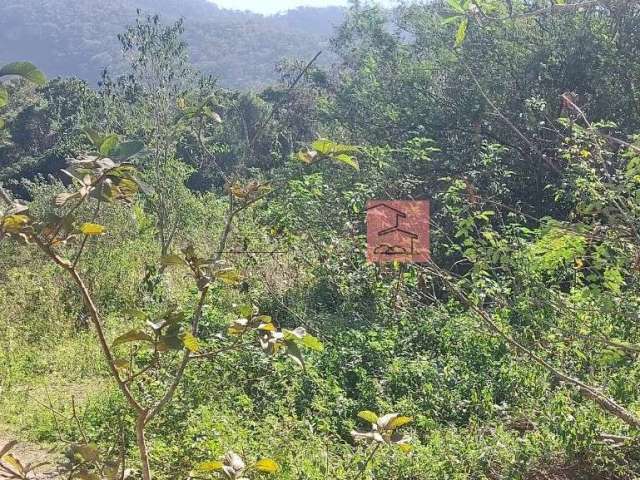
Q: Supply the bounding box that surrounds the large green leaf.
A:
[110,141,144,160]
[301,333,324,351]
[358,410,379,424]
[99,134,119,157]
[0,62,46,85]
[446,0,466,14]
[334,153,359,171]
[84,129,106,148]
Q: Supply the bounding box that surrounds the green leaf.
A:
[196,460,224,472]
[182,332,200,353]
[446,0,466,13]
[84,129,105,148]
[99,134,119,157]
[0,87,7,108]
[235,304,256,318]
[112,330,154,348]
[0,62,46,85]
[333,153,359,171]
[301,334,324,352]
[311,139,336,155]
[255,458,279,473]
[604,267,624,294]
[442,14,463,25]
[358,410,379,424]
[0,118,5,129]
[285,340,305,368]
[455,17,469,48]
[110,141,144,160]
[80,223,106,236]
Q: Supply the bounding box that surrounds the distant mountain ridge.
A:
[0,0,344,88]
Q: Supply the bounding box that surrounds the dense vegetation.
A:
[0,0,343,88]
[3,1,640,479]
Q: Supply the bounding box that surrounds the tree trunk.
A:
[136,414,152,480]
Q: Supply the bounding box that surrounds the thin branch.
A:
[145,284,209,424]
[426,261,640,428]
[478,0,602,22]
[462,61,562,174]
[33,236,144,414]
[248,51,322,153]
[0,183,12,205]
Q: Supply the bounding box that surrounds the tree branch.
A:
[425,261,640,428]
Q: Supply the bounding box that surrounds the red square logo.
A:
[366,200,430,263]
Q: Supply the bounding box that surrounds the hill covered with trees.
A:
[0,0,344,88]
[3,1,640,479]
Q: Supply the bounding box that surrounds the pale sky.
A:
[210,0,395,15]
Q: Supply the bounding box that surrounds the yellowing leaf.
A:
[215,268,243,285]
[388,416,413,430]
[80,223,106,236]
[1,214,30,233]
[455,17,468,48]
[397,443,413,453]
[255,458,279,473]
[182,332,200,353]
[0,87,8,108]
[358,410,379,424]
[2,453,23,473]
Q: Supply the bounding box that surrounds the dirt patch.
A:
[0,433,61,479]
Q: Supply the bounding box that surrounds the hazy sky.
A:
[211,0,395,15]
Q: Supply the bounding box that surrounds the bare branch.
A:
[425,261,640,428]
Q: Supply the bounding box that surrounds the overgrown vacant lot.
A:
[3,1,640,479]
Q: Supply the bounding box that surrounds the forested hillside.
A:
[0,0,343,88]
[3,1,640,479]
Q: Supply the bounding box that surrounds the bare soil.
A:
[0,432,61,480]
